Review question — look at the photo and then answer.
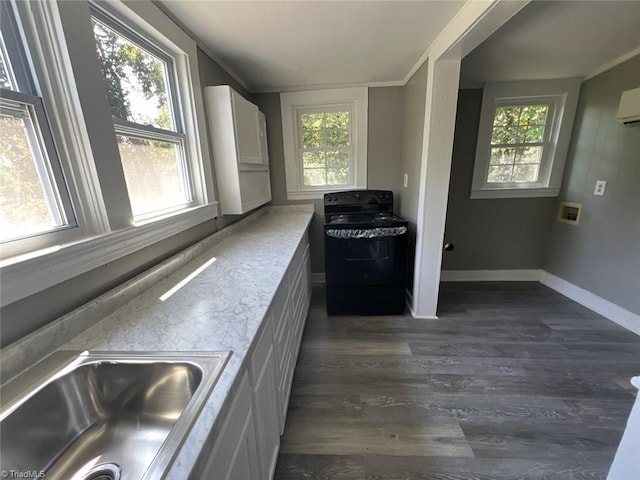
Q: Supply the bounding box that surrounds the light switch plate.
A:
[594,180,607,196]
[403,174,408,188]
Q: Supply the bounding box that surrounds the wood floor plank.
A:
[300,337,412,355]
[290,373,633,399]
[280,412,473,457]
[274,283,640,479]
[294,354,529,377]
[275,454,609,480]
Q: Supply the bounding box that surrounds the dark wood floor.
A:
[274,282,640,480]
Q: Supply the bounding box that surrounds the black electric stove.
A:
[324,190,408,315]
[325,212,408,229]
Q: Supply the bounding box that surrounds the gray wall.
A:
[398,62,428,291]
[442,89,557,270]
[367,87,404,200]
[253,87,404,276]
[0,50,255,347]
[544,55,640,315]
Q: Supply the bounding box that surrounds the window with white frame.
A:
[0,1,77,250]
[486,103,551,184]
[90,6,194,220]
[471,80,581,199]
[281,88,368,199]
[1,0,217,307]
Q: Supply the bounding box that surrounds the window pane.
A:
[0,34,15,90]
[513,164,539,182]
[489,147,515,165]
[327,168,349,185]
[299,109,352,188]
[302,128,322,148]
[326,111,349,129]
[325,129,350,147]
[522,126,544,142]
[301,112,323,130]
[116,135,189,216]
[92,17,174,130]
[300,111,351,148]
[303,168,326,186]
[326,150,349,169]
[302,151,325,168]
[0,111,66,241]
[487,165,514,183]
[519,105,548,126]
[491,126,517,145]
[515,146,542,165]
[493,106,519,126]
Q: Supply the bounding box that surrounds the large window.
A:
[0,2,76,249]
[471,80,581,199]
[1,0,217,308]
[91,8,193,220]
[281,87,368,200]
[487,103,551,184]
[298,109,352,187]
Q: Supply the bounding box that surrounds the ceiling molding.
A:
[153,0,253,93]
[585,45,640,81]
[253,80,406,94]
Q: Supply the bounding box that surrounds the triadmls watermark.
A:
[1,470,46,479]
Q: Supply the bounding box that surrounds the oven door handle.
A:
[325,227,407,239]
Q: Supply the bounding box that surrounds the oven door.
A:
[324,227,408,287]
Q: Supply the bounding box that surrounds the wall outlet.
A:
[594,180,607,196]
[403,173,408,188]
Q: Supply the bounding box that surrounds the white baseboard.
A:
[311,273,325,285]
[440,269,543,282]
[539,271,640,336]
[405,288,438,319]
[439,269,639,336]
[406,288,416,317]
[317,268,640,335]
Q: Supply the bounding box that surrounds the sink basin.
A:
[0,351,230,480]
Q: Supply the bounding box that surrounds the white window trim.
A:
[470,79,581,199]
[0,0,219,307]
[1,0,99,258]
[281,87,368,200]
[90,0,213,215]
[0,203,217,306]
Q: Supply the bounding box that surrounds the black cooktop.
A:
[325,212,408,229]
[324,190,408,229]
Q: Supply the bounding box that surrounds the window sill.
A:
[470,187,560,199]
[0,202,219,306]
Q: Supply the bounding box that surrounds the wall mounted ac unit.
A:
[617,86,640,126]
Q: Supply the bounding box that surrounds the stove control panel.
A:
[324,190,393,206]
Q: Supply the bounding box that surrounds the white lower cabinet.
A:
[199,234,311,480]
[200,373,259,480]
[249,314,280,480]
[273,237,310,434]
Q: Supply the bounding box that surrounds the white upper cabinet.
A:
[205,85,271,214]
[233,92,263,165]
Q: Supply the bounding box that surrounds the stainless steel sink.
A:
[0,351,230,480]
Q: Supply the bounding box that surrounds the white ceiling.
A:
[161,1,465,92]
[461,1,640,85]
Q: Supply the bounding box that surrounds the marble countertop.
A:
[39,205,314,478]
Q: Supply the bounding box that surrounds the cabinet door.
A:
[225,412,259,480]
[232,92,262,165]
[252,342,280,479]
[259,111,269,165]
[200,373,259,480]
[239,170,271,212]
[250,315,280,480]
